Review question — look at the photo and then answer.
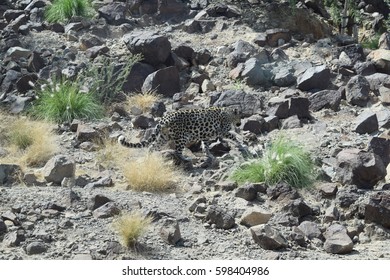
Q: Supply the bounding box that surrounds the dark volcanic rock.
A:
[122,62,155,93]
[205,205,235,229]
[323,224,353,254]
[210,90,262,117]
[250,224,288,250]
[368,137,390,166]
[142,66,180,97]
[0,164,22,186]
[297,65,330,91]
[288,97,310,119]
[124,32,171,66]
[26,241,48,255]
[353,111,378,134]
[308,89,342,112]
[98,2,129,25]
[345,75,370,107]
[335,149,386,189]
[365,192,390,228]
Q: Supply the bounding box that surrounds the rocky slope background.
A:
[1,0,390,260]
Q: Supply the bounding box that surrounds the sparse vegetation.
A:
[126,90,160,113]
[0,116,58,167]
[122,152,180,192]
[45,0,94,23]
[361,33,381,50]
[232,136,315,188]
[80,55,142,105]
[95,138,180,192]
[31,78,104,124]
[112,211,152,248]
[95,137,130,170]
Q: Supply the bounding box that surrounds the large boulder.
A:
[123,32,171,66]
[335,149,386,189]
[365,192,390,228]
[158,0,189,18]
[0,164,22,186]
[205,205,235,230]
[345,75,370,107]
[122,62,155,93]
[367,49,390,74]
[241,58,267,86]
[142,66,180,97]
[368,137,390,166]
[210,89,263,117]
[308,89,342,111]
[98,2,129,25]
[42,155,76,185]
[297,65,330,91]
[250,224,288,250]
[323,224,353,254]
[353,111,379,134]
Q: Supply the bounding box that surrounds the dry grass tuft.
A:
[96,136,181,192]
[112,211,152,248]
[122,152,180,192]
[126,90,160,113]
[95,137,131,169]
[0,114,58,168]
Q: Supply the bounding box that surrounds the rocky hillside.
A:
[1,0,390,260]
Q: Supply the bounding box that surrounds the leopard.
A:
[118,106,245,163]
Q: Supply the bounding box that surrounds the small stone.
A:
[250,224,288,250]
[318,183,338,198]
[188,196,207,212]
[1,210,19,225]
[215,181,237,191]
[160,218,182,245]
[234,183,258,201]
[0,219,7,234]
[205,205,235,229]
[88,194,112,210]
[240,207,272,227]
[3,230,25,247]
[297,221,322,239]
[76,124,100,142]
[323,224,353,254]
[93,202,120,219]
[85,177,113,188]
[26,241,48,255]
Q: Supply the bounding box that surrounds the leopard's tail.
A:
[118,124,161,148]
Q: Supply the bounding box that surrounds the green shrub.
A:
[31,78,104,123]
[80,55,142,105]
[45,0,94,23]
[361,33,381,50]
[232,137,315,188]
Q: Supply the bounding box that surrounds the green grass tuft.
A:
[232,137,315,188]
[45,0,94,23]
[361,33,381,50]
[31,78,104,124]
